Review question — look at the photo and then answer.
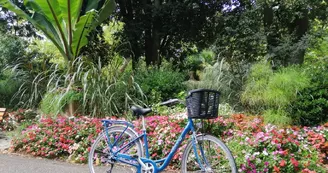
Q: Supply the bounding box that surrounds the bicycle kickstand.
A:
[106,163,114,173]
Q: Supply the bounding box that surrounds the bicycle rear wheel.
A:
[181,134,237,173]
[88,126,143,173]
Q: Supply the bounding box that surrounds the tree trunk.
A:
[145,0,161,66]
[286,9,309,65]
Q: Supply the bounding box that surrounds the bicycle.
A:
[88,89,237,173]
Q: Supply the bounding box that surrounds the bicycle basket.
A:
[186,89,220,119]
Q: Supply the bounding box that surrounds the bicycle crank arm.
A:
[132,155,152,171]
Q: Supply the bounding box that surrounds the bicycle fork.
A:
[191,133,213,172]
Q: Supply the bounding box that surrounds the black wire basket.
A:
[186,89,220,119]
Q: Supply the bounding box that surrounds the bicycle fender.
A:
[101,119,134,128]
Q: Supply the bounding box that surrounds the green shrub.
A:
[40,89,82,115]
[242,61,311,126]
[11,113,328,172]
[0,70,21,108]
[241,62,273,110]
[265,67,311,107]
[290,58,328,126]
[134,65,186,104]
[186,59,248,108]
[185,49,216,80]
[0,32,26,108]
[263,109,293,127]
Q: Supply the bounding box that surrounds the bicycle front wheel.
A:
[88,125,143,173]
[181,134,237,173]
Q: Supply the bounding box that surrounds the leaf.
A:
[25,0,71,59]
[94,0,116,27]
[0,0,68,59]
[31,13,66,56]
[71,10,97,57]
[57,0,83,42]
[24,0,64,31]
[85,0,100,12]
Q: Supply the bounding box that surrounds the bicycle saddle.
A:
[131,105,152,117]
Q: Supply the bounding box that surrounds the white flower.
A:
[263,150,268,156]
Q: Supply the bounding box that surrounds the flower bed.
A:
[10,113,328,172]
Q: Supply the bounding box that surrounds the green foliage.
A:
[185,49,215,71]
[103,20,124,47]
[241,62,273,109]
[113,0,224,65]
[41,57,145,117]
[0,32,26,67]
[0,109,38,131]
[0,0,116,61]
[185,49,216,80]
[265,67,310,107]
[212,0,328,66]
[290,58,328,126]
[11,113,328,172]
[40,89,82,115]
[242,62,310,110]
[8,53,56,109]
[28,39,65,67]
[0,31,26,108]
[242,61,311,126]
[134,63,186,104]
[263,109,293,127]
[186,59,247,108]
[0,70,21,108]
[12,116,102,162]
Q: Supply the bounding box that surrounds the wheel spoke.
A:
[88,126,143,173]
[181,135,236,173]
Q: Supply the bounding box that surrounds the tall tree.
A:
[114,0,227,66]
[213,0,328,66]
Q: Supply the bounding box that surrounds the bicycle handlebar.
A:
[159,99,184,107]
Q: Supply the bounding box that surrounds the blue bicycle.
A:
[88,89,237,173]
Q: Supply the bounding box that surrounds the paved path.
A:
[0,154,135,173]
[0,131,11,151]
[0,132,133,173]
[0,154,89,173]
[0,154,178,173]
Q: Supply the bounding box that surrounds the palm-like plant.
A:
[0,0,116,62]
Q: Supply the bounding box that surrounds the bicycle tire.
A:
[88,125,143,173]
[181,134,237,173]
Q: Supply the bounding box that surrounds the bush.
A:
[11,113,328,172]
[0,70,21,108]
[40,89,82,115]
[186,59,247,107]
[263,109,292,127]
[0,109,38,131]
[134,64,186,104]
[242,61,311,126]
[23,56,145,118]
[291,58,328,126]
[0,32,27,108]
[12,116,103,163]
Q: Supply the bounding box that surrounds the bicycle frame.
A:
[103,118,202,173]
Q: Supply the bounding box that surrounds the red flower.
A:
[279,159,286,167]
[273,165,280,173]
[290,157,299,168]
[281,149,288,156]
[80,157,86,162]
